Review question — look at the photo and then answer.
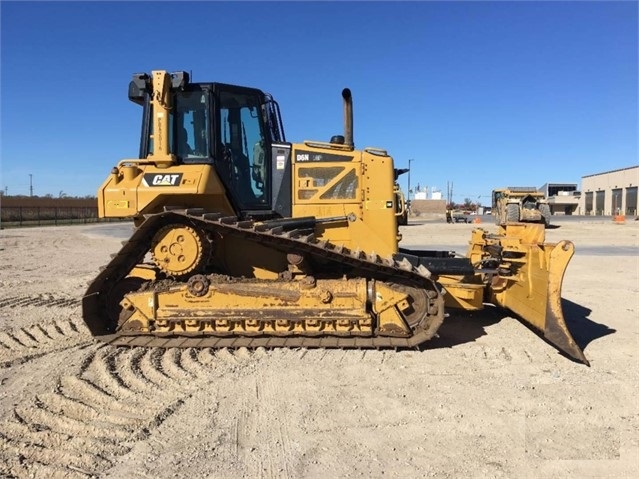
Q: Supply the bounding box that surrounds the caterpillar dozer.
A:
[82,70,588,364]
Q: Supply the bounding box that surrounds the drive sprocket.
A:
[151,224,210,277]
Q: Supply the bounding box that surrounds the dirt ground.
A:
[0,217,637,479]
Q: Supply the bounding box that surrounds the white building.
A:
[540,183,580,215]
[580,165,638,216]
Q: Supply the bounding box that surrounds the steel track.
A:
[83,208,445,349]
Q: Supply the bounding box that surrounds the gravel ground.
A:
[0,218,637,478]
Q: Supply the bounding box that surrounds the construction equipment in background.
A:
[492,187,552,227]
[82,70,587,365]
[447,209,472,223]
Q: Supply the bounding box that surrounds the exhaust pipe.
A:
[342,88,353,148]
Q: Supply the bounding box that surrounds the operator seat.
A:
[177,127,193,159]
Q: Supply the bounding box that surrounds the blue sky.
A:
[1,1,637,205]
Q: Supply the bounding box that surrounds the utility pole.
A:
[407,159,414,202]
[29,174,33,197]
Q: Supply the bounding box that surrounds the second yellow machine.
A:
[83,70,587,364]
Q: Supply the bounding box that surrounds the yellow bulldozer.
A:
[82,70,587,364]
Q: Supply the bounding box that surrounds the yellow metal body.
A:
[99,163,234,221]
[101,143,399,262]
[291,143,398,257]
[100,71,397,259]
[119,277,415,338]
[467,224,585,363]
[88,70,586,363]
[148,71,175,167]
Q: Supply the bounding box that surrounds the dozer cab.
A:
[493,187,552,227]
[83,70,587,364]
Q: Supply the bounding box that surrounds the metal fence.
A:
[0,206,124,227]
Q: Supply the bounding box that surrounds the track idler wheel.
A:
[105,276,146,332]
[151,224,211,278]
[385,281,442,330]
[371,280,444,340]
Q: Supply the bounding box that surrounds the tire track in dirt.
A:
[0,314,90,368]
[0,293,84,345]
[1,314,299,479]
[0,294,80,309]
[208,348,296,479]
[256,370,295,479]
[0,346,217,479]
[179,347,220,378]
[91,348,256,478]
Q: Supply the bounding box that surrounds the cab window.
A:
[174,91,210,163]
[218,90,269,208]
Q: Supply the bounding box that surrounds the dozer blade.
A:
[482,226,588,365]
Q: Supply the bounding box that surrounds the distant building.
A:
[540,183,579,197]
[414,191,428,200]
[580,165,638,216]
[540,183,580,215]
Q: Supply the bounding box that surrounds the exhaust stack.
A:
[342,88,353,148]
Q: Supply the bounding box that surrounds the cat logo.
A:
[142,173,183,187]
